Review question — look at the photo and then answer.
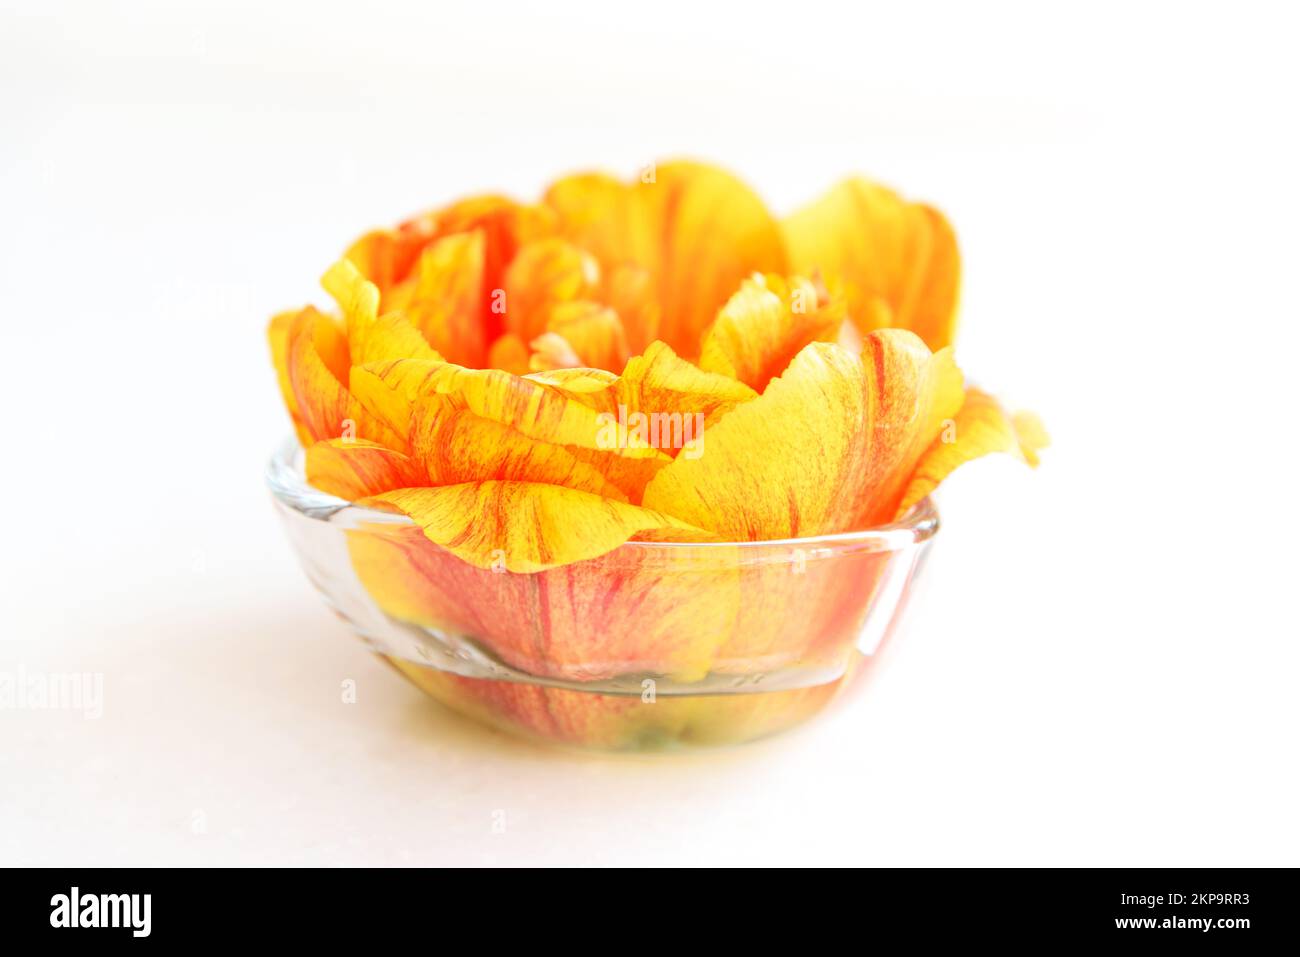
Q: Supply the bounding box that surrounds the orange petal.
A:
[895,389,1047,517]
[410,396,627,501]
[304,438,425,500]
[532,302,630,373]
[699,273,845,391]
[427,196,557,344]
[383,231,487,367]
[543,172,656,270]
[642,342,875,539]
[348,195,556,344]
[784,178,960,351]
[502,237,600,344]
[343,220,434,297]
[286,307,401,448]
[486,333,532,376]
[545,161,787,356]
[643,161,789,354]
[604,264,661,353]
[365,482,705,572]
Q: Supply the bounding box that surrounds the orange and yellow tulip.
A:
[268,160,1045,749]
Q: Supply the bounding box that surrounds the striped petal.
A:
[642,342,873,539]
[699,273,845,391]
[410,396,627,501]
[784,178,960,351]
[366,482,705,573]
[382,232,486,367]
[304,439,425,500]
[322,258,441,365]
[285,307,401,448]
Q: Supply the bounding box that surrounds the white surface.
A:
[2,0,1297,866]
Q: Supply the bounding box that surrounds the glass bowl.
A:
[267,438,939,751]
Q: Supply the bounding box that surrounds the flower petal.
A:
[699,274,845,391]
[894,388,1047,517]
[286,307,401,447]
[545,161,787,356]
[347,195,556,344]
[543,172,656,270]
[641,161,788,354]
[604,264,661,353]
[304,438,425,500]
[642,342,873,539]
[486,333,532,375]
[267,309,312,445]
[854,329,965,526]
[410,396,628,501]
[350,358,666,457]
[382,231,486,367]
[615,340,756,429]
[322,258,441,365]
[365,482,705,572]
[502,237,600,344]
[532,301,629,373]
[784,178,960,351]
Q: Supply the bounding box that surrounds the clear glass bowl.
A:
[267,438,939,751]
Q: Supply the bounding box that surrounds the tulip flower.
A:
[268,160,1045,748]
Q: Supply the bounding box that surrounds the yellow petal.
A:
[699,273,845,391]
[1011,410,1050,468]
[895,388,1047,517]
[784,178,960,351]
[286,307,401,447]
[366,482,705,572]
[615,341,756,431]
[524,366,618,396]
[304,438,425,500]
[323,258,441,365]
[642,161,789,354]
[855,329,965,525]
[383,231,487,367]
[642,342,873,539]
[545,161,787,356]
[350,358,665,457]
[267,309,312,445]
[410,396,628,501]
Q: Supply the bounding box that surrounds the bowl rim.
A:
[266,435,939,552]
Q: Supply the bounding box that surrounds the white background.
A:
[2,0,1297,866]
